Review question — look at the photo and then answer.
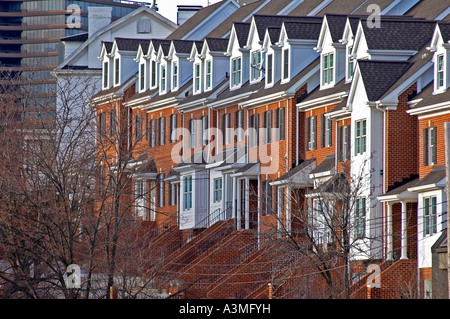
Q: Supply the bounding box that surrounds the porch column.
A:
[286,186,291,235]
[232,176,237,223]
[386,202,393,260]
[245,178,250,230]
[400,201,408,259]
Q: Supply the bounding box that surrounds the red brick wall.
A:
[385,84,419,190]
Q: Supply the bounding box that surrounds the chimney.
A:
[88,7,113,38]
[177,5,202,26]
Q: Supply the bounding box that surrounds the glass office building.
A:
[0,0,149,123]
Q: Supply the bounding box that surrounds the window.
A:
[423,196,437,236]
[103,61,109,88]
[263,110,272,144]
[159,117,166,145]
[222,113,231,145]
[274,107,285,141]
[114,58,120,85]
[109,109,117,137]
[423,126,437,166]
[98,112,106,138]
[266,53,273,85]
[194,63,201,92]
[137,19,151,33]
[172,61,178,89]
[322,53,334,85]
[355,119,366,155]
[205,60,212,90]
[151,60,157,87]
[161,65,166,92]
[231,57,241,87]
[183,176,192,210]
[437,54,444,89]
[169,114,177,143]
[261,180,273,215]
[251,50,262,81]
[236,110,244,142]
[135,115,142,142]
[135,180,147,220]
[347,46,354,79]
[355,197,366,239]
[159,174,165,207]
[321,115,332,147]
[338,125,350,161]
[140,63,145,91]
[202,116,208,146]
[190,118,197,148]
[306,116,317,150]
[213,178,222,202]
[283,48,289,80]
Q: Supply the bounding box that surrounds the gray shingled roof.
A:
[437,22,450,42]
[283,20,322,40]
[357,60,412,101]
[114,38,149,51]
[205,38,229,52]
[233,22,251,47]
[172,39,196,54]
[324,14,348,42]
[361,19,436,51]
[252,15,322,40]
[310,155,335,175]
[61,32,89,42]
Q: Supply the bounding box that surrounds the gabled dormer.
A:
[135,41,150,93]
[168,40,194,92]
[110,38,147,88]
[188,41,204,95]
[156,42,171,95]
[277,20,322,84]
[99,41,113,90]
[146,39,170,91]
[314,14,348,89]
[202,38,229,92]
[427,22,450,94]
[340,16,360,82]
[262,27,281,88]
[225,22,250,90]
[246,16,266,84]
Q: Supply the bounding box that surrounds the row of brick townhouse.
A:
[85,0,450,299]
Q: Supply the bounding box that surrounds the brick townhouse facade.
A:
[87,0,450,299]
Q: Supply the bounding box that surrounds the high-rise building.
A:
[0,0,150,122]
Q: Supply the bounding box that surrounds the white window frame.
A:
[346,46,354,81]
[183,175,193,211]
[160,64,167,93]
[231,57,242,88]
[213,177,222,203]
[436,54,445,90]
[103,60,109,89]
[114,57,120,86]
[355,119,366,155]
[151,60,157,89]
[172,60,178,90]
[355,197,366,239]
[205,60,212,91]
[139,62,146,92]
[250,50,262,82]
[266,53,273,86]
[134,179,147,220]
[194,63,201,93]
[322,52,334,86]
[423,196,437,236]
[282,48,289,81]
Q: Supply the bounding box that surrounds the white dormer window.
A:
[282,48,289,81]
[347,46,354,81]
[231,57,241,87]
[322,53,334,86]
[103,60,109,89]
[151,60,157,89]
[139,63,145,91]
[194,63,201,93]
[266,53,273,85]
[114,57,120,86]
[172,61,178,90]
[251,50,262,82]
[437,54,444,90]
[205,60,212,90]
[161,65,166,92]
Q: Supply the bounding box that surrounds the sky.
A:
[133,0,223,24]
